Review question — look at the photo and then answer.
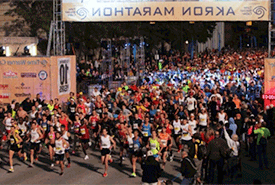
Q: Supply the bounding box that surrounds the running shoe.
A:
[109,158,113,163]
[177,149,181,153]
[60,172,64,176]
[88,141,92,146]
[8,168,14,173]
[84,155,89,160]
[35,157,38,161]
[29,164,33,168]
[72,150,75,154]
[103,173,108,177]
[24,156,28,161]
[51,163,54,167]
[67,164,71,168]
[130,172,136,177]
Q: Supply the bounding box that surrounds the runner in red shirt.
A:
[78,112,90,160]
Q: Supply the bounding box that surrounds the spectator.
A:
[254,122,271,170]
[180,151,197,185]
[141,150,162,185]
[207,130,228,184]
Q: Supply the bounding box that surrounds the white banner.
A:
[58,58,71,95]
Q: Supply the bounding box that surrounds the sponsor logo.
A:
[0,93,10,99]
[21,73,37,78]
[0,84,8,90]
[14,93,31,98]
[3,71,18,78]
[15,83,31,90]
[38,70,48,81]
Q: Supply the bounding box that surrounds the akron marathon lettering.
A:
[88,6,235,17]
[91,7,174,16]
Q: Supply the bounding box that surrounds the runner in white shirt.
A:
[100,128,116,178]
[85,98,92,117]
[217,108,227,125]
[172,115,182,153]
[3,112,13,134]
[188,114,198,134]
[180,119,193,153]
[198,108,209,132]
[185,95,197,114]
[55,131,69,176]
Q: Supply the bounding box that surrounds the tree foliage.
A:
[2,0,217,54]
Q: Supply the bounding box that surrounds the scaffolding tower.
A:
[47,0,65,56]
[269,0,275,57]
[101,39,112,83]
[136,36,145,75]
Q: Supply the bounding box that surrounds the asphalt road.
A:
[1,137,275,184]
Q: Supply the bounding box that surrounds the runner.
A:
[78,112,90,160]
[100,128,116,177]
[55,131,69,176]
[8,125,23,172]
[198,108,209,132]
[89,110,101,149]
[159,127,172,170]
[28,122,43,167]
[3,112,13,135]
[147,130,163,161]
[127,127,142,177]
[116,118,128,166]
[141,117,152,145]
[17,117,28,161]
[173,115,182,153]
[72,114,81,154]
[188,114,198,135]
[180,119,193,153]
[45,125,55,167]
[61,125,71,168]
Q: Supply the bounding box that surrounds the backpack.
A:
[198,142,207,159]
[259,137,267,145]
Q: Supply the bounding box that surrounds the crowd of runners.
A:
[0,49,273,184]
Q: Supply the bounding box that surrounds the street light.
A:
[185,40,189,45]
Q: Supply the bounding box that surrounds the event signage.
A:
[58,58,71,95]
[62,0,269,22]
[0,56,76,104]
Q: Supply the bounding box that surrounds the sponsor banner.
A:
[265,59,275,94]
[0,93,10,99]
[15,83,31,90]
[3,71,18,78]
[0,84,8,90]
[0,57,51,104]
[0,56,76,104]
[262,94,275,100]
[58,58,71,95]
[62,0,269,22]
[21,73,37,78]
[14,93,31,98]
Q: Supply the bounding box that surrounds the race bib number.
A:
[151,143,156,150]
[142,132,148,137]
[74,128,79,133]
[183,133,188,137]
[10,138,15,144]
[134,144,139,150]
[161,140,167,146]
[175,127,180,131]
[49,135,53,139]
[81,128,86,135]
[56,147,61,150]
[133,124,138,129]
[200,119,205,122]
[43,125,47,131]
[92,121,96,126]
[102,143,107,147]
